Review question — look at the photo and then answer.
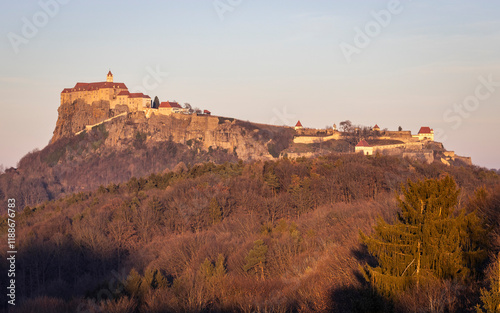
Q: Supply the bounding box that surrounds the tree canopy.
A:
[243,239,268,280]
[360,176,488,297]
[153,96,160,109]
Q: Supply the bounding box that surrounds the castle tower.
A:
[107,70,113,82]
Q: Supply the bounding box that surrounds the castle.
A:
[290,120,469,165]
[55,72,471,166]
[61,71,151,111]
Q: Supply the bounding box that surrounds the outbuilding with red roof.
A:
[158,101,186,115]
[355,139,374,155]
[414,126,434,141]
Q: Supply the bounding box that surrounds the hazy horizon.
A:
[1,0,499,169]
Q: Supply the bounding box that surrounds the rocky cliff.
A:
[0,100,297,209]
[51,100,294,161]
[51,100,129,143]
[0,99,475,210]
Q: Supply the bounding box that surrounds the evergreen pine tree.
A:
[243,239,268,280]
[125,268,143,298]
[214,253,226,278]
[197,254,226,299]
[142,268,168,290]
[148,196,165,223]
[477,253,500,313]
[264,170,280,195]
[360,176,488,297]
[208,197,222,224]
[289,174,313,215]
[153,96,160,109]
[199,258,215,281]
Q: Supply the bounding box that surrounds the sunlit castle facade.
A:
[60,71,151,111]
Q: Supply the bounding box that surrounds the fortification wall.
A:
[75,112,128,135]
[455,156,472,165]
[403,151,434,164]
[373,143,405,150]
[293,132,342,144]
[282,152,317,159]
[404,142,424,150]
[381,130,412,139]
[295,128,334,136]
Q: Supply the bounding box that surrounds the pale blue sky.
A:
[1,1,499,169]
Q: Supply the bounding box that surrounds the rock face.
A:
[0,99,474,210]
[51,100,294,161]
[51,100,128,143]
[102,112,280,160]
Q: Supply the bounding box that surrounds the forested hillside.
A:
[0,125,238,212]
[0,111,299,211]
[1,154,499,312]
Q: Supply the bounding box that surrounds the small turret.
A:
[107,70,113,82]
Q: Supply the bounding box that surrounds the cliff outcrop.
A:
[98,112,291,161]
[0,98,475,210]
[51,100,128,143]
[0,101,297,209]
[52,100,294,161]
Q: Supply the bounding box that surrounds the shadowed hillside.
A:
[1,154,499,312]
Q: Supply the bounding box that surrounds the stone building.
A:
[60,71,151,111]
[413,126,434,141]
[116,90,151,111]
[355,139,373,155]
[158,101,185,115]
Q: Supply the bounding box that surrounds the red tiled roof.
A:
[356,139,371,147]
[159,101,181,108]
[107,70,112,76]
[295,120,303,127]
[129,93,150,99]
[203,110,211,115]
[373,124,379,129]
[117,90,130,96]
[418,126,432,134]
[61,81,128,93]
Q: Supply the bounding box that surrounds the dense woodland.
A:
[1,154,500,312]
[0,125,239,211]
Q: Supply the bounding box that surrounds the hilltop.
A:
[0,72,475,210]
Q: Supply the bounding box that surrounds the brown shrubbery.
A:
[0,127,238,211]
[0,154,499,312]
